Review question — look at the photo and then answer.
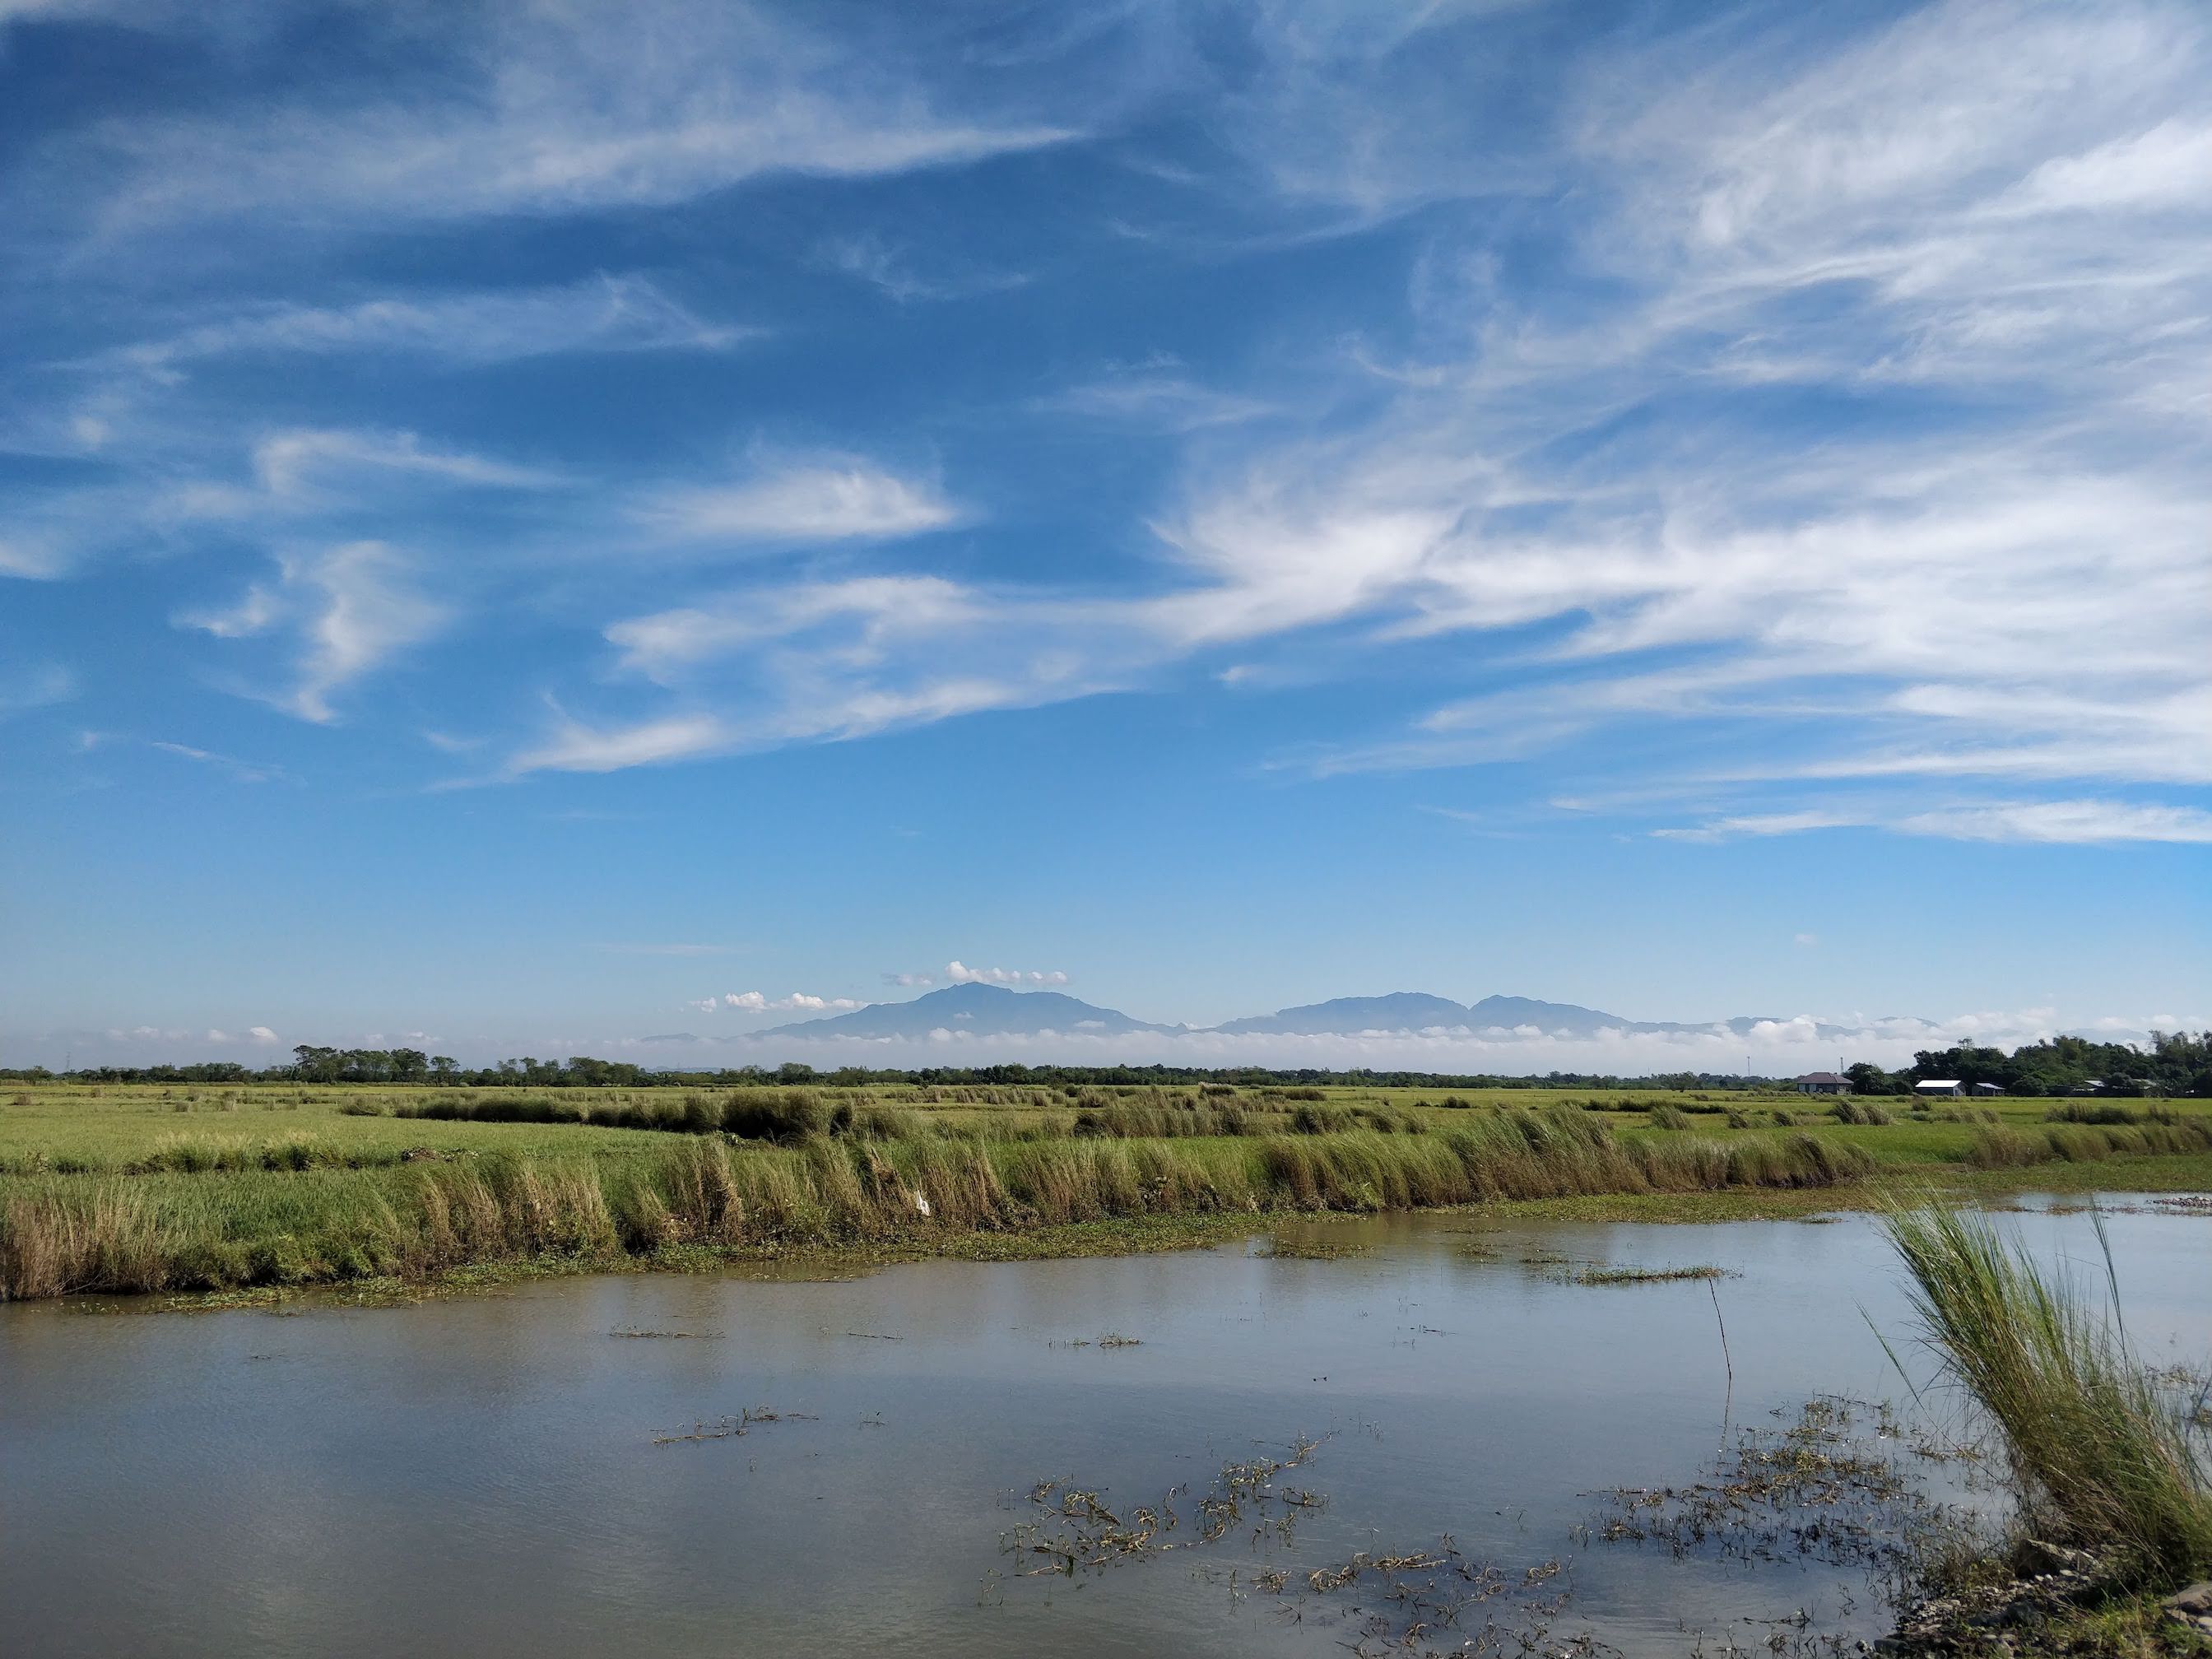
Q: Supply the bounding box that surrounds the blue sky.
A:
[2,0,2206,1071]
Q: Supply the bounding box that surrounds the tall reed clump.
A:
[1830,1097,1895,1126]
[1967,1119,2212,1169]
[1884,1206,2212,1587]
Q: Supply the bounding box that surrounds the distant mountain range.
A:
[763,984,1906,1042]
[762,981,1180,1039]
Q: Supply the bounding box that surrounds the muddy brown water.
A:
[3,1198,2206,1657]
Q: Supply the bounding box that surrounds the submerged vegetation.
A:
[1573,1262,1728,1285]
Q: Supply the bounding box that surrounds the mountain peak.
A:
[762,982,1177,1039]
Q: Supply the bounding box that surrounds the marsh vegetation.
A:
[1875,1205,2212,1652]
[2,1080,2209,1303]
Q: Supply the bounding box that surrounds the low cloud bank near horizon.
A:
[612,1014,2186,1076]
[16,1008,2200,1076]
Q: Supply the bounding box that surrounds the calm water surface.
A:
[4,1200,2206,1657]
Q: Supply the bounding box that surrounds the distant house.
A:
[1973,1082,2006,1095]
[1915,1079,1965,1097]
[2066,1080,2107,1096]
[1794,1071,1848,1095]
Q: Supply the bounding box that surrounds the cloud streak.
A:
[639,457,965,546]
[34,4,1076,235]
[105,276,751,373]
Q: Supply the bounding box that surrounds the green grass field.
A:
[16,1079,2201,1169]
[2,1081,2206,1304]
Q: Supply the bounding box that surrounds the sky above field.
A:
[2,0,2207,1071]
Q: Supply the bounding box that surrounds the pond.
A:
[4,1198,2206,1657]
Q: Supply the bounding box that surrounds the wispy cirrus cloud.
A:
[816,233,1029,304]
[178,540,448,723]
[1657,798,2212,846]
[0,661,75,714]
[1902,801,2212,845]
[145,739,290,785]
[248,428,561,503]
[505,713,732,776]
[638,456,966,546]
[102,276,753,374]
[1030,359,1279,431]
[26,3,1077,236]
[9,0,2206,878]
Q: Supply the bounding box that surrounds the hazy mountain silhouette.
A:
[761,981,1179,1039]
[1211,992,1653,1036]
[1212,992,1485,1035]
[764,984,1907,1043]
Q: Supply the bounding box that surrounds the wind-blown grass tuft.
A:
[1883,1205,2212,1587]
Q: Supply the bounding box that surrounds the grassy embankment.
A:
[1884,1206,2212,1655]
[2,1082,2208,1303]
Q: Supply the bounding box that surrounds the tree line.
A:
[7,1034,2205,1095]
[2,1050,1800,1090]
[1843,1031,2211,1099]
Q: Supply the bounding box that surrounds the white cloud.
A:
[0,532,71,579]
[146,740,285,785]
[21,0,2206,853]
[505,713,730,775]
[1658,797,2212,847]
[62,4,1075,230]
[281,542,448,723]
[249,429,559,503]
[1654,811,1860,843]
[245,1025,278,1043]
[678,1001,2111,1075]
[816,234,1029,304]
[2000,117,2212,216]
[508,575,1095,773]
[1033,363,1278,431]
[178,541,448,723]
[0,662,74,715]
[639,457,964,545]
[1898,800,2212,845]
[174,584,277,639]
[712,990,862,1014]
[945,961,1070,987]
[108,276,751,374]
[606,575,980,679]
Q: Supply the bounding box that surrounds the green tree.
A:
[1844,1062,1889,1096]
